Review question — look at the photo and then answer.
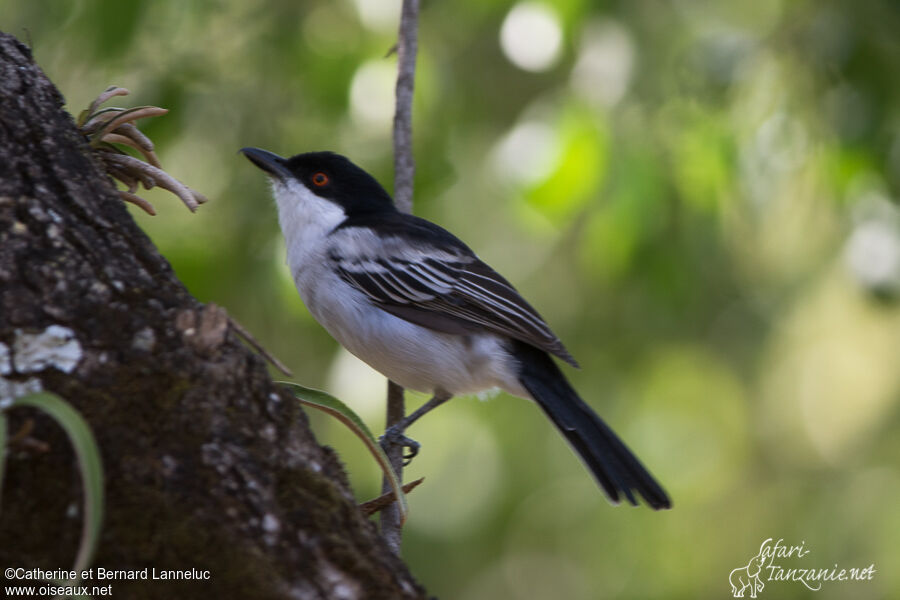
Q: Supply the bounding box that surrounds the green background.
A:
[3,1,898,597]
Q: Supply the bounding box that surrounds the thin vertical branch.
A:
[380,380,406,553]
[381,0,420,555]
[392,0,419,214]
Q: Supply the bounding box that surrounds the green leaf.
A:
[6,392,105,576]
[279,382,409,524]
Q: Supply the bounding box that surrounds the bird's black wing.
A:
[331,212,579,367]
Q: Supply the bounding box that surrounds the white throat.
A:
[270,178,346,279]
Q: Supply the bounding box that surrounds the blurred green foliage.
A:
[3,0,899,597]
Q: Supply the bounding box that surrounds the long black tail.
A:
[513,341,671,510]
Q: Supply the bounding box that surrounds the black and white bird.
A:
[241,147,671,510]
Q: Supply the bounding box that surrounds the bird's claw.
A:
[380,426,421,465]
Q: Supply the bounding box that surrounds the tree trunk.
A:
[0,32,426,600]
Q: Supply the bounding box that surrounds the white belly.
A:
[297,269,525,397]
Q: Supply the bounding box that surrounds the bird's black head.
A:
[241,147,395,215]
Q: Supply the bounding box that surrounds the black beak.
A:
[240,147,291,179]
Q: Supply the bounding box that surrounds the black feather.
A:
[513,340,671,510]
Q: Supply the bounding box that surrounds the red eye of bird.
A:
[312,172,329,187]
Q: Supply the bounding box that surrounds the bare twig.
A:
[8,418,51,453]
[381,0,420,555]
[228,315,293,377]
[380,380,407,552]
[360,477,425,517]
[392,0,419,214]
[8,418,35,445]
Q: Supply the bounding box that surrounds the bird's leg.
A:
[396,390,453,430]
[380,390,452,464]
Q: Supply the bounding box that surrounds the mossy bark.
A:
[0,31,426,600]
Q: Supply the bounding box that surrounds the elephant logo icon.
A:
[729,551,766,598]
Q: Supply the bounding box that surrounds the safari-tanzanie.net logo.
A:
[728,538,876,598]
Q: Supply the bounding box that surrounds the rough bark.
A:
[0,32,426,600]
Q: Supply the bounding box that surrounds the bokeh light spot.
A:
[326,347,387,423]
[570,20,634,107]
[491,120,561,184]
[351,0,400,32]
[406,409,503,538]
[349,59,396,129]
[500,3,563,72]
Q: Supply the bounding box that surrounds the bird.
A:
[241,147,671,510]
